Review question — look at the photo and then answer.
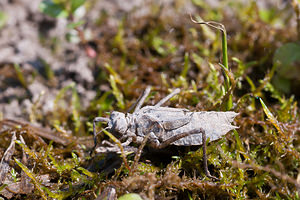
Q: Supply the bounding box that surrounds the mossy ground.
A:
[0,0,299,199]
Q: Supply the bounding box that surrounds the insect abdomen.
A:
[164,111,238,146]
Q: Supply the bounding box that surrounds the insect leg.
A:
[96,137,136,154]
[104,136,133,147]
[150,128,219,180]
[121,137,133,146]
[119,131,136,142]
[101,140,116,147]
[202,130,219,181]
[154,88,180,107]
[149,128,200,149]
[93,117,110,148]
[131,133,151,174]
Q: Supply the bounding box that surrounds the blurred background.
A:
[0,0,299,133]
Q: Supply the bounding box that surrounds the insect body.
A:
[105,106,237,148]
[93,87,238,179]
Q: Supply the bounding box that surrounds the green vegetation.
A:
[0,0,299,199]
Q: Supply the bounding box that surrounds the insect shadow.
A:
[93,87,238,180]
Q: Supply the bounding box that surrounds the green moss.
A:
[1,1,299,199]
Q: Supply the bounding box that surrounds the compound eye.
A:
[108,112,127,134]
[110,112,116,119]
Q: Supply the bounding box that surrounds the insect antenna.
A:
[154,88,180,107]
[127,86,151,113]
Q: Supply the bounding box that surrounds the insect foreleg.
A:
[119,131,136,142]
[154,88,180,107]
[93,117,110,148]
[101,140,116,147]
[121,137,133,146]
[93,117,109,141]
[96,137,135,154]
[101,137,132,147]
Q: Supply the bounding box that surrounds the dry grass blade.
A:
[232,161,300,189]
[190,15,226,32]
[19,135,34,194]
[0,119,73,145]
[15,158,48,200]
[190,14,232,109]
[259,98,285,139]
[0,131,16,184]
